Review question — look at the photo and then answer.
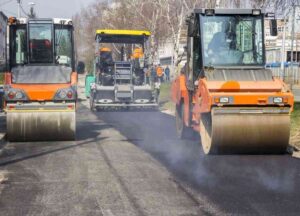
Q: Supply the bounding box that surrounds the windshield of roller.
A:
[201,14,264,67]
[29,22,53,63]
[10,21,74,84]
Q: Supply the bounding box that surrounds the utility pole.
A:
[291,4,296,65]
[296,10,300,84]
[281,18,287,80]
[17,0,21,18]
[290,4,300,85]
[280,5,295,81]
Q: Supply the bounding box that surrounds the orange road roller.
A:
[4,17,77,141]
[172,9,294,154]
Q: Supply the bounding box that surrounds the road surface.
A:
[94,109,300,216]
[0,82,299,215]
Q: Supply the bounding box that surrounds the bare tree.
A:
[73,0,300,73]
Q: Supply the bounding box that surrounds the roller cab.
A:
[172,9,294,154]
[5,17,77,141]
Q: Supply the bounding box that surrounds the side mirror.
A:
[270,19,278,36]
[187,14,197,37]
[188,22,195,37]
[77,61,85,74]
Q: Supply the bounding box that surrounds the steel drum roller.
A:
[7,111,76,142]
[200,107,290,154]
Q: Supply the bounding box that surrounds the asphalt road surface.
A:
[94,108,300,216]
[0,99,300,215]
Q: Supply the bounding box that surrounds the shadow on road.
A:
[0,138,107,167]
[0,105,111,167]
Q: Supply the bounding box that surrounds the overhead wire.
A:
[19,3,29,17]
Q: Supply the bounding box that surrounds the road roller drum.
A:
[7,111,75,142]
[6,102,76,142]
[200,107,290,154]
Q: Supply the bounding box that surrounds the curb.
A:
[293,151,300,159]
[291,146,300,159]
[160,109,175,116]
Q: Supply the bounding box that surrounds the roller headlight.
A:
[273,97,283,103]
[220,97,229,103]
[15,92,23,99]
[5,88,28,101]
[54,87,76,100]
[214,96,233,104]
[67,90,73,99]
[8,91,16,99]
[59,90,67,99]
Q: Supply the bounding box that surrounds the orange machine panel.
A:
[171,75,188,104]
[10,84,71,101]
[5,72,77,101]
[197,78,294,113]
[206,79,284,92]
[171,74,191,126]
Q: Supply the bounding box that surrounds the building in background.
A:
[158,40,173,66]
[265,6,300,65]
[157,31,186,78]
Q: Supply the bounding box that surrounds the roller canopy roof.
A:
[193,8,265,15]
[95,29,151,44]
[9,18,73,25]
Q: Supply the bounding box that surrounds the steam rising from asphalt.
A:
[88,97,299,213]
[99,110,298,194]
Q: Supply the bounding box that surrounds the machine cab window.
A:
[29,22,53,63]
[9,18,75,84]
[11,25,27,65]
[55,25,73,67]
[201,14,264,66]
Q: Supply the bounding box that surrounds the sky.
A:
[0,0,98,18]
